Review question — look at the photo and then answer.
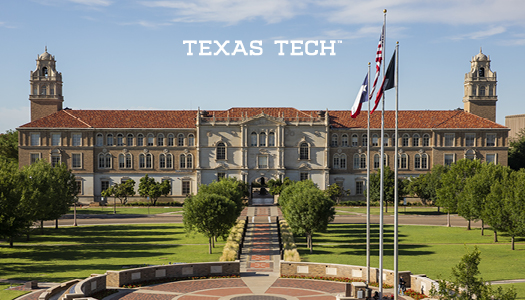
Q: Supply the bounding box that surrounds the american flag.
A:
[369,25,384,100]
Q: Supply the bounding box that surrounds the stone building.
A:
[17,49,509,204]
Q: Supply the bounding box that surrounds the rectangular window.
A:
[486,154,497,164]
[300,172,309,181]
[486,134,496,147]
[75,180,82,195]
[355,181,364,195]
[31,133,41,146]
[182,181,191,195]
[101,180,110,194]
[51,154,61,167]
[217,172,226,180]
[465,133,476,147]
[30,153,41,164]
[72,153,82,169]
[444,134,455,147]
[258,156,268,169]
[51,133,61,146]
[444,154,454,166]
[72,133,82,146]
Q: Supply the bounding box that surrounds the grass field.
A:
[0,283,30,300]
[335,206,444,216]
[67,206,184,215]
[0,224,222,282]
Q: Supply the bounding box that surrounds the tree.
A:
[279,180,335,254]
[325,183,343,203]
[405,164,448,208]
[183,193,238,254]
[436,159,482,228]
[113,179,136,205]
[508,128,525,171]
[268,177,293,196]
[367,166,406,212]
[0,129,18,163]
[432,246,516,300]
[138,174,171,206]
[198,177,247,217]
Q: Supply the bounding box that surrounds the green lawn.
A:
[0,283,30,300]
[335,206,444,216]
[67,207,183,215]
[0,224,222,282]
[504,283,525,300]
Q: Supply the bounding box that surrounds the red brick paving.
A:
[195,287,252,296]
[178,295,221,300]
[117,293,175,300]
[297,296,337,300]
[265,287,325,296]
[251,255,270,260]
[16,290,45,300]
[142,278,247,293]
[249,262,271,268]
[270,279,346,294]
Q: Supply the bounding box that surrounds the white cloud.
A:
[0,107,29,133]
[68,0,111,6]
[450,26,507,40]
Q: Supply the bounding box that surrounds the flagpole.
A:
[394,41,399,300]
[366,61,371,286]
[379,9,386,299]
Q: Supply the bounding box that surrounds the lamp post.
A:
[73,202,77,226]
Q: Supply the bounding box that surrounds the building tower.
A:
[29,47,63,122]
[463,48,497,122]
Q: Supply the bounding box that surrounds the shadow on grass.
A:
[297,243,433,258]
[294,224,403,245]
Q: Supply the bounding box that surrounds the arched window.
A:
[398,153,408,169]
[178,133,184,146]
[268,132,275,147]
[413,134,420,147]
[116,134,124,146]
[353,153,366,169]
[340,154,347,169]
[479,86,486,96]
[383,134,389,147]
[137,134,144,146]
[216,142,226,160]
[127,134,134,146]
[333,155,340,169]
[187,154,193,169]
[147,134,154,146]
[106,134,114,146]
[351,134,358,147]
[402,134,409,147]
[41,85,47,95]
[372,134,379,146]
[157,134,164,147]
[415,153,428,169]
[42,67,48,77]
[167,134,174,146]
[96,133,103,147]
[423,134,430,147]
[362,134,368,147]
[160,153,173,169]
[179,154,186,169]
[139,153,153,168]
[331,134,338,147]
[119,153,132,169]
[341,134,349,147]
[374,153,387,169]
[479,67,485,77]
[160,154,167,168]
[98,153,112,169]
[300,143,309,160]
[465,149,476,160]
[259,132,266,147]
[188,134,195,147]
[251,132,257,146]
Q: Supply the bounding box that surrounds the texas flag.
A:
[351,74,368,118]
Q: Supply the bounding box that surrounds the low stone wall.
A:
[75,274,107,297]
[38,279,80,300]
[411,274,438,296]
[106,261,240,287]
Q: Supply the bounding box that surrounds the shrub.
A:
[279,220,300,262]
[219,219,246,262]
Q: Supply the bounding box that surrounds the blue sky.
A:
[1,0,524,132]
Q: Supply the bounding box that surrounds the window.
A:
[167,134,174,146]
[157,134,164,147]
[179,154,186,169]
[139,153,153,168]
[356,181,364,195]
[72,134,82,146]
[187,154,193,169]
[333,154,347,170]
[331,134,338,147]
[268,132,275,147]
[372,134,379,146]
[353,153,366,169]
[465,149,476,160]
[398,153,408,169]
[98,153,112,169]
[465,133,476,147]
[119,153,132,169]
[258,156,268,168]
[479,86,485,96]
[415,153,428,169]
[31,133,40,146]
[259,132,266,147]
[95,134,103,147]
[51,154,61,167]
[177,134,184,146]
[216,142,226,160]
[423,134,430,147]
[300,172,309,181]
[72,153,82,169]
[341,154,347,169]
[182,181,191,195]
[350,134,358,147]
[486,154,496,164]
[299,143,309,160]
[444,133,455,147]
[137,134,144,146]
[486,134,496,147]
[402,134,409,147]
[116,134,124,146]
[251,132,257,146]
[160,153,173,169]
[51,133,61,146]
[444,154,454,166]
[362,134,368,147]
[101,180,110,194]
[188,134,195,147]
[41,85,47,95]
[383,134,389,147]
[127,134,134,146]
[106,134,114,146]
[479,67,485,77]
[412,134,420,147]
[341,134,349,147]
[333,156,340,169]
[217,172,226,180]
[374,153,387,169]
[75,180,82,195]
[30,153,41,164]
[147,134,154,146]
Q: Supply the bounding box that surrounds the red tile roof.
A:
[19,108,506,130]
